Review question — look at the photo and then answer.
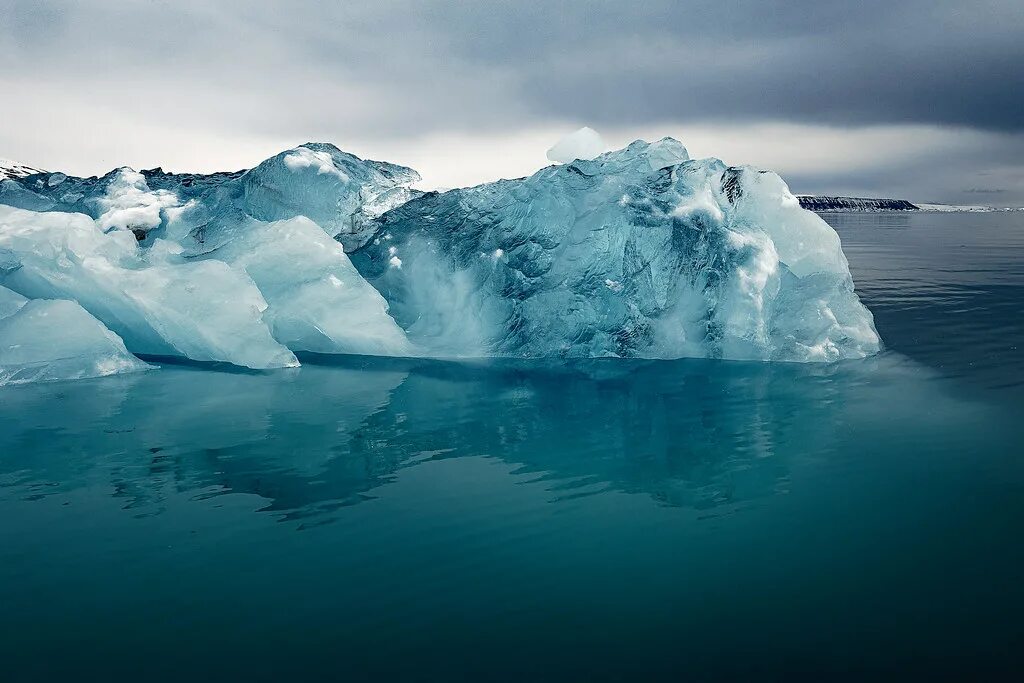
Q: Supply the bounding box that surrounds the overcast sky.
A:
[2,0,1023,204]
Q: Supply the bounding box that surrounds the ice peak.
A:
[547,127,606,164]
[597,137,691,171]
[641,137,690,169]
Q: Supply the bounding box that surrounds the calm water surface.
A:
[1,212,1023,681]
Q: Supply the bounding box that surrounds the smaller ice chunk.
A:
[0,298,151,386]
[240,143,421,251]
[207,216,414,357]
[0,178,58,212]
[0,167,179,239]
[546,127,606,163]
[283,148,350,180]
[0,284,27,319]
[95,168,180,234]
[643,137,691,170]
[0,206,298,369]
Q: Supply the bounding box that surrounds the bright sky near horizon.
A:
[2,0,1023,204]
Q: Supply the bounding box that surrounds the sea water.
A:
[1,211,1022,680]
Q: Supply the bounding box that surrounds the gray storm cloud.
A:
[2,0,1023,203]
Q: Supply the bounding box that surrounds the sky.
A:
[2,0,1023,204]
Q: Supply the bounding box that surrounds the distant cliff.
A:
[797,196,919,212]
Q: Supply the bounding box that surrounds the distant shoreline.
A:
[797,195,918,212]
[797,195,1022,213]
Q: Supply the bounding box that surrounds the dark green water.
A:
[1,212,1023,681]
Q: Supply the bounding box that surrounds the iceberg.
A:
[0,287,150,386]
[0,134,880,380]
[353,138,880,362]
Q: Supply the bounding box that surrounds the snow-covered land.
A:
[1,136,883,384]
[0,158,46,181]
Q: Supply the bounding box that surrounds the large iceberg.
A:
[353,138,880,362]
[0,135,880,384]
[0,286,150,386]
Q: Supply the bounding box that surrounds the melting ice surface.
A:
[0,136,880,383]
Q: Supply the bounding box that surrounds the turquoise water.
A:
[1,212,1023,680]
